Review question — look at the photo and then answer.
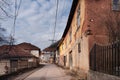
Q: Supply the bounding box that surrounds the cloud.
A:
[1,0,72,50]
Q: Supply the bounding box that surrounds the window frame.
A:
[78,43,81,53]
[69,28,72,43]
[112,0,120,11]
[76,5,80,30]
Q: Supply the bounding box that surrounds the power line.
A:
[10,0,22,45]
[61,0,66,16]
[52,0,59,44]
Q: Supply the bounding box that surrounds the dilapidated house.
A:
[0,45,36,76]
[17,42,41,58]
[17,42,41,67]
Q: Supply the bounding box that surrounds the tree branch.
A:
[0,5,9,17]
[1,0,11,6]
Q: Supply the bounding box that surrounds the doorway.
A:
[69,51,73,69]
[64,56,67,66]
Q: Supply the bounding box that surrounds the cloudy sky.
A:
[1,0,72,50]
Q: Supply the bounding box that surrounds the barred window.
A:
[112,0,120,11]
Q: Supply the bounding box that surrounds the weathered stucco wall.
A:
[0,60,10,75]
[79,35,89,73]
[31,50,39,58]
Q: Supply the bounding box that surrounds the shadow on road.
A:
[0,64,45,80]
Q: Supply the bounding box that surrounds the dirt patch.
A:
[66,70,87,80]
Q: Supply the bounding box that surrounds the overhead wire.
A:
[8,0,22,53]
[10,0,22,45]
[61,0,66,16]
[53,0,59,43]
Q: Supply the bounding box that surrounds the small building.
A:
[42,47,55,63]
[17,42,41,58]
[40,52,52,63]
[42,41,60,63]
[17,42,41,66]
[0,45,36,76]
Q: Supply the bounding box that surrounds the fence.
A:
[90,41,120,76]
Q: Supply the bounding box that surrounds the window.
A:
[77,5,80,29]
[65,40,67,48]
[69,29,72,43]
[112,0,120,11]
[78,43,81,53]
[62,43,64,50]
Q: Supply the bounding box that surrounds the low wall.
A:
[87,70,120,80]
[0,60,10,76]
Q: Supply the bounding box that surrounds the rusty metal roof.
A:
[17,42,41,50]
[0,45,36,59]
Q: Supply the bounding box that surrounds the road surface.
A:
[23,64,72,80]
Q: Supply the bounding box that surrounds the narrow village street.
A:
[14,64,72,80]
[0,0,120,80]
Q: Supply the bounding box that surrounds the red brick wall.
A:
[83,0,120,50]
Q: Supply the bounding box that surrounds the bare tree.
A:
[0,24,9,45]
[0,0,13,45]
[103,12,120,43]
[0,0,12,20]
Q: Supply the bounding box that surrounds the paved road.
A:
[24,64,72,80]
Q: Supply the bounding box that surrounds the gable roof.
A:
[0,45,35,59]
[17,42,40,51]
[43,40,60,52]
[62,0,78,38]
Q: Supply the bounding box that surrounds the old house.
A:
[42,41,60,63]
[58,0,120,80]
[42,45,56,63]
[40,52,52,63]
[17,42,41,66]
[17,42,41,58]
[0,45,35,76]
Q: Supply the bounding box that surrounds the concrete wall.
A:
[79,35,89,73]
[31,50,39,58]
[40,53,51,63]
[18,60,28,69]
[87,70,120,80]
[0,60,10,75]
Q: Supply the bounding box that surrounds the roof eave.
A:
[62,0,78,38]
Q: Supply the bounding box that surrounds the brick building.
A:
[58,0,120,79]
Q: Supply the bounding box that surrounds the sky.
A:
[1,0,73,50]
